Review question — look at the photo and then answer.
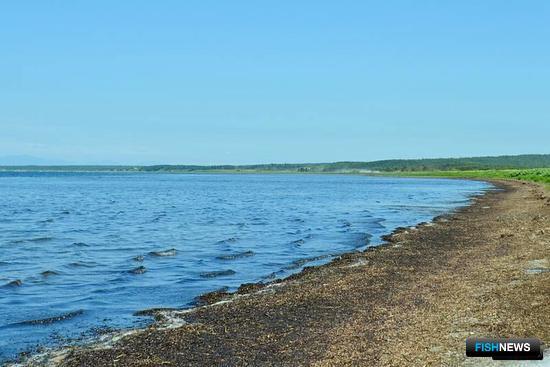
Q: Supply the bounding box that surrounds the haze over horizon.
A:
[2,1,549,165]
[1,153,550,167]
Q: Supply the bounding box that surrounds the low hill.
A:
[138,154,550,172]
[1,154,550,173]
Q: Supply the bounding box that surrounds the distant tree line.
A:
[2,154,550,173]
[138,154,550,172]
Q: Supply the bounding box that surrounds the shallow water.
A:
[0,172,490,361]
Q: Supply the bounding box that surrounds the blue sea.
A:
[0,172,490,361]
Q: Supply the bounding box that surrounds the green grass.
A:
[383,168,550,188]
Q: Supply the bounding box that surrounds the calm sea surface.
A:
[0,172,490,360]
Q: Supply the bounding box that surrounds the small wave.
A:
[350,232,373,248]
[133,255,145,262]
[11,208,33,214]
[40,270,59,277]
[263,270,285,280]
[290,239,305,246]
[71,242,89,247]
[338,220,352,228]
[151,212,167,222]
[200,269,236,278]
[16,310,84,326]
[250,221,268,226]
[215,237,239,245]
[369,217,387,227]
[28,236,54,243]
[286,230,302,235]
[216,250,255,260]
[64,228,87,233]
[128,266,147,275]
[9,239,26,244]
[365,221,386,231]
[149,248,177,257]
[38,218,55,224]
[3,279,23,287]
[68,261,97,268]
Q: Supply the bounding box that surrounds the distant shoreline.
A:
[1,153,550,174]
[1,152,549,189]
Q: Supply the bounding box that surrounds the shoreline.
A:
[14,180,550,366]
[1,175,485,364]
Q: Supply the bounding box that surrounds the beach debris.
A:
[237,282,265,294]
[381,226,410,243]
[285,265,317,281]
[134,307,178,317]
[433,215,450,223]
[134,307,179,321]
[149,248,177,257]
[194,287,231,305]
[344,259,370,268]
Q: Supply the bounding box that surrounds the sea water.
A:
[0,172,490,361]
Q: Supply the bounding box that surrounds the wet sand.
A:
[26,180,550,366]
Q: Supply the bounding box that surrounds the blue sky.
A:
[1,1,549,165]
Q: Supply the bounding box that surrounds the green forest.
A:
[2,154,550,174]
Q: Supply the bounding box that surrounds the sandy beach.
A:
[23,180,549,366]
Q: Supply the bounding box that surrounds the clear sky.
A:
[1,1,549,165]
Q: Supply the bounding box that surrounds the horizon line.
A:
[1,153,550,168]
